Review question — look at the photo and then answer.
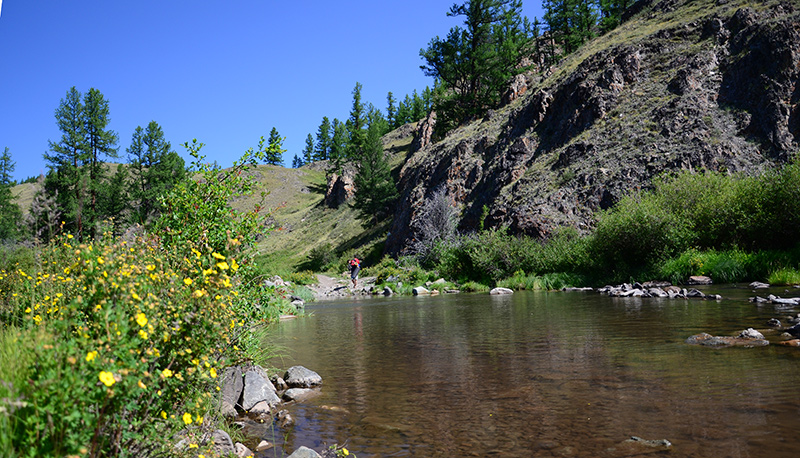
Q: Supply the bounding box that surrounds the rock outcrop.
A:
[386,0,800,254]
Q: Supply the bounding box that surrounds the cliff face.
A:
[386,0,800,254]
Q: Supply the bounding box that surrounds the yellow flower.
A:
[209,368,217,378]
[138,330,149,339]
[231,259,239,271]
[182,412,193,425]
[86,350,98,362]
[188,443,198,449]
[212,252,225,260]
[184,278,193,286]
[161,368,173,378]
[99,371,116,387]
[136,312,148,327]
[97,256,104,264]
[147,264,156,271]
[342,448,349,456]
[216,261,229,270]
[138,380,147,389]
[67,234,73,239]
[161,411,167,419]
[132,291,141,301]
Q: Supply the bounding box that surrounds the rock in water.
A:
[284,366,322,388]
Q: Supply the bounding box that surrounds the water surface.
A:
[259,286,800,457]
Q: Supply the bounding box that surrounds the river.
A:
[256,286,800,457]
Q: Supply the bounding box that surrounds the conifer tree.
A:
[264,127,285,166]
[291,154,305,168]
[328,119,348,175]
[314,117,332,161]
[44,86,88,237]
[127,121,185,224]
[302,133,315,164]
[352,120,398,224]
[99,164,129,232]
[346,82,367,162]
[386,92,397,128]
[0,147,23,240]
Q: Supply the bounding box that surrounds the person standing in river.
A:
[349,256,361,288]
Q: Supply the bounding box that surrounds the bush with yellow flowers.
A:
[0,231,246,457]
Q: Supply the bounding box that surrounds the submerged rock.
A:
[686,329,769,347]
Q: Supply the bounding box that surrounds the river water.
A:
[258,286,800,457]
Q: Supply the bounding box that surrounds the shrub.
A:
[768,268,800,285]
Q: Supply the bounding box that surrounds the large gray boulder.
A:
[284,366,322,388]
[220,366,243,417]
[490,287,514,295]
[242,368,281,411]
[211,429,235,456]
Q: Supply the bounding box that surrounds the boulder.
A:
[249,400,274,417]
[211,429,235,456]
[270,375,289,391]
[490,287,514,295]
[688,275,713,285]
[220,366,243,417]
[383,286,393,296]
[412,286,430,296]
[750,281,770,289]
[242,369,281,411]
[283,388,321,403]
[284,366,323,388]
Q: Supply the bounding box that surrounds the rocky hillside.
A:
[386,0,800,254]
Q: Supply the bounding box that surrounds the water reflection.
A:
[263,289,800,457]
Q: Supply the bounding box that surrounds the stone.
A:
[412,286,430,296]
[490,287,514,295]
[737,328,764,340]
[277,409,295,427]
[383,286,393,296]
[235,442,255,458]
[242,369,281,411]
[688,275,713,285]
[686,288,705,298]
[220,366,243,416]
[256,440,273,451]
[767,318,781,327]
[249,400,274,416]
[283,388,321,403]
[287,446,322,458]
[270,375,289,391]
[211,429,235,456]
[750,281,770,289]
[686,331,769,347]
[284,366,323,388]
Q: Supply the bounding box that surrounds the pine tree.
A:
[302,133,315,164]
[386,92,397,128]
[314,117,332,161]
[0,147,23,240]
[83,88,119,224]
[264,127,285,166]
[328,119,349,175]
[291,154,305,168]
[127,121,185,224]
[346,82,367,162]
[28,174,62,242]
[98,164,129,232]
[44,86,88,237]
[352,121,398,224]
[598,0,628,32]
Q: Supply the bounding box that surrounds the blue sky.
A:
[0,1,544,182]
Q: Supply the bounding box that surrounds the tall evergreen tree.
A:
[83,88,118,235]
[352,120,398,224]
[302,133,315,164]
[346,82,367,162]
[44,86,88,237]
[291,154,305,168]
[264,127,285,166]
[0,147,23,240]
[314,117,332,161]
[99,164,129,232]
[127,121,185,224]
[328,118,348,175]
[386,92,397,128]
[598,0,628,32]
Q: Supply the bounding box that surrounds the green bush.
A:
[768,268,800,285]
[288,270,317,286]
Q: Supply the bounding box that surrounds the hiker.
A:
[349,257,361,288]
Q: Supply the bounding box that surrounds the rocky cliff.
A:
[386,0,800,254]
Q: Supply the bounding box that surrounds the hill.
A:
[385,0,800,253]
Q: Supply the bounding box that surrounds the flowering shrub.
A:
[0,232,244,457]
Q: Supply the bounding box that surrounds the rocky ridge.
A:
[386,0,800,254]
